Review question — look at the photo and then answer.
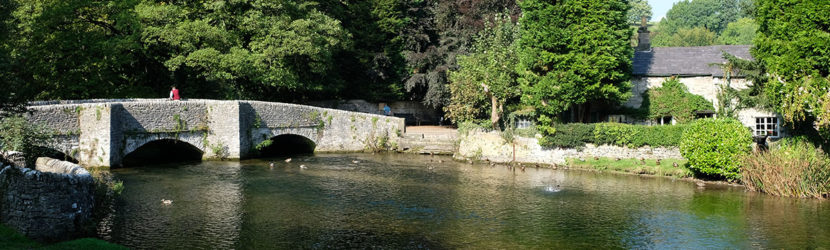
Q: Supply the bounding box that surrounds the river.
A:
[103,153,830,249]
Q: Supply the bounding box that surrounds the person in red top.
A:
[169,86,180,100]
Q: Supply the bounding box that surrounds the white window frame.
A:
[754,117,780,137]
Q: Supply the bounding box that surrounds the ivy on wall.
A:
[639,77,714,123]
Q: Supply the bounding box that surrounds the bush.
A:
[680,118,752,180]
[541,123,595,148]
[631,125,687,147]
[741,137,830,198]
[0,116,54,166]
[542,122,688,148]
[594,123,637,147]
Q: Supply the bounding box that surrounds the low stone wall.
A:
[456,130,682,165]
[0,157,94,242]
[307,99,440,124]
[1,151,26,167]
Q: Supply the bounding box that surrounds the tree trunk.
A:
[490,94,500,130]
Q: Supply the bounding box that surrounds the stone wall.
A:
[457,130,682,165]
[25,105,81,135]
[119,101,210,132]
[0,157,94,242]
[307,99,440,125]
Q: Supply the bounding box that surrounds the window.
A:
[654,116,672,125]
[755,117,779,137]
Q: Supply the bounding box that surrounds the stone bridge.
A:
[26,99,404,167]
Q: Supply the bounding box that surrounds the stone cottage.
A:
[616,26,783,139]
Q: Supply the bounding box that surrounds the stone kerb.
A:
[0,157,94,242]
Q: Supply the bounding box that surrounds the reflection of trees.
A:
[110,162,243,249]
[743,193,830,248]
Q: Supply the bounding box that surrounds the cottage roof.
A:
[632,45,752,77]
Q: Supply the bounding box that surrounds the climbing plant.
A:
[640,78,714,123]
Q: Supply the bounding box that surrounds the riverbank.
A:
[0,224,125,249]
[566,157,692,178]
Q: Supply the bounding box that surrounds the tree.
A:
[754,0,830,137]
[315,0,408,101]
[658,0,743,35]
[445,14,520,129]
[137,0,349,101]
[401,0,519,109]
[719,18,757,45]
[8,0,145,100]
[653,27,719,47]
[0,0,28,115]
[627,0,652,25]
[518,0,632,134]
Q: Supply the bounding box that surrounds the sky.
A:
[649,0,682,21]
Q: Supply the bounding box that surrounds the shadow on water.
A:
[257,134,316,157]
[120,139,203,167]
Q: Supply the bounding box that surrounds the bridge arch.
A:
[257,134,317,157]
[34,146,79,164]
[120,139,204,167]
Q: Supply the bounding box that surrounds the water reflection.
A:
[107,153,830,249]
[109,161,243,249]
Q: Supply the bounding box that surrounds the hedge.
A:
[541,122,687,148]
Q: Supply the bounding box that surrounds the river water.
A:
[104,153,830,249]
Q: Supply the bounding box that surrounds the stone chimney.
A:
[636,16,651,52]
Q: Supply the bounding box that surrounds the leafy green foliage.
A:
[542,123,595,149]
[741,136,830,198]
[255,139,273,152]
[719,18,757,45]
[680,118,752,180]
[754,0,830,137]
[543,122,688,149]
[627,0,652,25]
[630,124,688,147]
[137,0,349,100]
[711,52,771,118]
[519,0,632,139]
[652,27,718,47]
[402,0,520,108]
[8,0,146,100]
[593,123,637,147]
[641,78,714,123]
[445,14,520,127]
[652,0,753,47]
[656,0,747,35]
[0,116,54,165]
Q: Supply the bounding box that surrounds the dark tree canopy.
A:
[401,0,520,109]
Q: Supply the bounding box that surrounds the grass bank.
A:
[0,224,125,250]
[566,157,692,178]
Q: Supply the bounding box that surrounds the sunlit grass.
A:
[566,157,692,178]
